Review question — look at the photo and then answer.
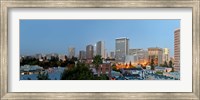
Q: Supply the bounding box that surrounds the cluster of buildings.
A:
[21,28,180,72]
[20,28,180,80]
[65,28,180,72]
[69,41,107,61]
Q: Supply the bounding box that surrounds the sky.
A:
[20,20,180,57]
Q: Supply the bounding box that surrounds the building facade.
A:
[58,54,66,61]
[96,41,105,58]
[79,50,86,60]
[174,28,180,71]
[68,47,75,58]
[110,51,115,59]
[125,55,138,65]
[136,49,148,65]
[129,49,142,55]
[86,45,94,59]
[115,37,129,63]
[163,48,170,63]
[98,63,111,79]
[148,47,163,66]
[125,49,148,65]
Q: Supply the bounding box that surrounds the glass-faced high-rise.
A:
[68,47,75,58]
[86,45,94,59]
[96,41,105,58]
[115,37,129,63]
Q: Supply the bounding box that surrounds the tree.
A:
[169,60,174,72]
[129,61,132,67]
[171,67,174,72]
[150,59,155,70]
[93,55,103,70]
[169,60,173,67]
[60,62,96,80]
[60,61,110,80]
[164,61,168,67]
[112,64,120,72]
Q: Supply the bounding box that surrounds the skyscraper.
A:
[115,37,129,63]
[163,48,170,63]
[79,50,86,60]
[68,47,75,58]
[110,51,115,59]
[174,28,180,71]
[86,45,94,59]
[96,41,105,58]
[148,47,163,66]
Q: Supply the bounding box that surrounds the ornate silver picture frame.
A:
[1,0,199,99]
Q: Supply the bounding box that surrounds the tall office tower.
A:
[68,47,75,58]
[86,45,94,59]
[93,44,96,56]
[110,51,115,59]
[148,47,163,66]
[115,37,129,63]
[96,41,105,58]
[79,50,86,60]
[174,28,180,71]
[163,48,170,63]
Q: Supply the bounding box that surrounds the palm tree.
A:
[169,60,173,67]
[93,55,103,75]
[169,60,174,72]
[150,59,155,70]
[93,55,103,67]
[164,61,168,67]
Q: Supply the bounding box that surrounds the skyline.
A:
[20,20,180,57]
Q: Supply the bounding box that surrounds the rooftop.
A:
[115,37,129,40]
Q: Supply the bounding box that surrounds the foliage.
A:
[163,61,168,67]
[171,67,174,72]
[129,61,132,66]
[95,74,109,80]
[159,64,164,67]
[150,59,155,70]
[169,60,174,72]
[93,55,103,69]
[169,60,173,67]
[20,57,38,66]
[155,71,163,75]
[112,64,120,72]
[20,55,74,69]
[60,62,109,80]
[61,62,94,80]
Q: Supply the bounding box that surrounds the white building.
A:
[68,47,75,58]
[125,54,138,65]
[59,54,66,61]
[96,41,105,58]
[125,49,148,65]
[115,37,129,63]
[163,48,170,63]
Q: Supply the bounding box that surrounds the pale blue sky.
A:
[20,20,180,57]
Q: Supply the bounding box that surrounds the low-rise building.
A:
[98,63,111,78]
